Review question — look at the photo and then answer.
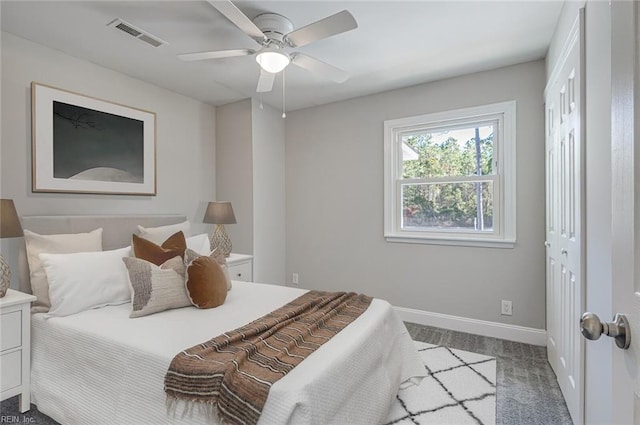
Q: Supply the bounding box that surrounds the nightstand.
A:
[226,253,253,282]
[1,289,36,413]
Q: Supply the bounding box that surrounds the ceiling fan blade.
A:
[256,70,276,93]
[291,53,349,83]
[178,48,254,61]
[207,0,266,42]
[285,10,357,48]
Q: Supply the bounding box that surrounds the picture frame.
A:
[31,82,156,195]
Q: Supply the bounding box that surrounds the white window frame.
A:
[384,101,516,248]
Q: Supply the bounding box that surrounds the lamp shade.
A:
[256,49,290,73]
[203,202,237,225]
[0,199,23,238]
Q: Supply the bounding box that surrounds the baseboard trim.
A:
[394,306,547,346]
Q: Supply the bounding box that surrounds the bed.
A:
[18,215,425,425]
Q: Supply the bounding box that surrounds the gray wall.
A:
[215,99,254,256]
[215,99,286,284]
[285,60,546,329]
[1,32,216,287]
[251,101,286,285]
[2,30,546,328]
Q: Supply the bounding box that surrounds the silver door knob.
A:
[580,312,631,349]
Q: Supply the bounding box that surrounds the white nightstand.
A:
[226,253,253,282]
[0,289,36,413]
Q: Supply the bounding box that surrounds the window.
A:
[384,101,516,248]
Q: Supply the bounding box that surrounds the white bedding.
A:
[31,282,425,425]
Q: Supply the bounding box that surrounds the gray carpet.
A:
[1,322,572,425]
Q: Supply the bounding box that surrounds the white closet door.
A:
[544,10,584,425]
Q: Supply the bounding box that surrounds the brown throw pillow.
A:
[184,249,227,309]
[132,231,186,266]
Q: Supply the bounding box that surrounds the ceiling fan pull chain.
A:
[282,68,287,119]
[259,92,264,110]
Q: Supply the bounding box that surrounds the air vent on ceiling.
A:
[107,18,167,48]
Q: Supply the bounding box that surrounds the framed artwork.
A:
[31,82,156,195]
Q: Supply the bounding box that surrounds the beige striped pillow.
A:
[122,256,191,318]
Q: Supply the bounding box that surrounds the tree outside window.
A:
[401,124,495,232]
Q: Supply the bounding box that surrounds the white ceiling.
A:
[0,1,563,111]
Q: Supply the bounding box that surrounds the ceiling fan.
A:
[178,0,358,93]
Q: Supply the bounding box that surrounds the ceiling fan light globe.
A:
[256,51,290,73]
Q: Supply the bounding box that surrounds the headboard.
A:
[18,215,186,294]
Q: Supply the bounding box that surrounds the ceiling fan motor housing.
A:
[253,13,294,45]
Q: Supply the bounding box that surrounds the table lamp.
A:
[203,202,236,257]
[0,199,23,297]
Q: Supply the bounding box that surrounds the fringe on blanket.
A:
[166,396,221,423]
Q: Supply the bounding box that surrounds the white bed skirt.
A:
[31,282,425,425]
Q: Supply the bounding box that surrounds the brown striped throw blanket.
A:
[164,290,373,425]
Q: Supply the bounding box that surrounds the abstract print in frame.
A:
[31,82,156,195]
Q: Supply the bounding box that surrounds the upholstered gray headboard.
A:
[18,215,186,294]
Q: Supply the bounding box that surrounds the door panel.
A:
[582,2,614,423]
[545,9,584,424]
[609,2,639,424]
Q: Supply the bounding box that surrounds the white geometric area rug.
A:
[384,341,496,425]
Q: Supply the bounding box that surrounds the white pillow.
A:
[136,220,190,245]
[24,228,103,313]
[186,233,211,255]
[40,246,132,318]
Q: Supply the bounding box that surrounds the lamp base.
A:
[0,255,10,297]
[210,224,232,257]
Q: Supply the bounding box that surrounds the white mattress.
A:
[31,282,425,425]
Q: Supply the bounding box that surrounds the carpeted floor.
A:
[1,322,572,425]
[405,322,573,425]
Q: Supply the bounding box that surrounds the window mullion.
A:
[400,175,495,184]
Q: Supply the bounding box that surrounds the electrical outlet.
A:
[292,273,299,285]
[501,300,513,316]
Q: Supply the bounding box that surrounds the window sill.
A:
[384,233,516,249]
